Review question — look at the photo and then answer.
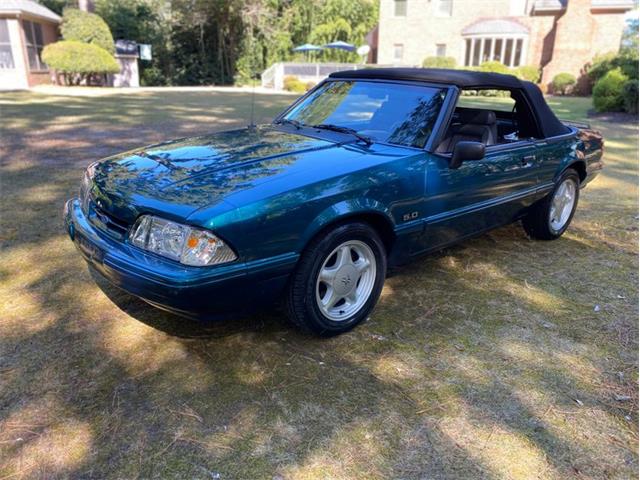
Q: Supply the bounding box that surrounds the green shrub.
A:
[551,73,576,95]
[476,61,510,75]
[592,68,628,112]
[283,75,306,93]
[42,40,119,85]
[141,66,166,86]
[513,65,540,83]
[587,52,617,83]
[588,51,638,84]
[622,79,638,114]
[422,56,456,69]
[305,81,317,91]
[61,8,115,54]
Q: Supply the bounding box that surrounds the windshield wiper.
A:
[311,123,373,146]
[275,118,304,130]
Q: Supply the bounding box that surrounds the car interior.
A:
[436,88,542,153]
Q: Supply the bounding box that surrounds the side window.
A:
[23,20,46,71]
[394,0,407,16]
[437,90,518,153]
[0,19,14,69]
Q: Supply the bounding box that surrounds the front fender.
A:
[298,198,395,251]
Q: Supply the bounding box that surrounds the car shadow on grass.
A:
[89,267,286,340]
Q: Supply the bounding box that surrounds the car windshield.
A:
[282,80,447,148]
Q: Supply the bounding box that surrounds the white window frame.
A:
[0,19,15,70]
[436,43,447,57]
[394,0,408,17]
[462,34,527,67]
[23,20,46,71]
[393,43,404,63]
[435,0,453,17]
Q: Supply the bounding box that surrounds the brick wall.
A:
[378,0,629,90]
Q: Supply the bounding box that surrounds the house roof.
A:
[591,0,635,9]
[462,18,529,36]
[533,0,634,11]
[329,68,524,90]
[0,0,61,23]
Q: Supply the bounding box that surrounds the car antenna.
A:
[248,34,257,130]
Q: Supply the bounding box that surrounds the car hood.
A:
[89,126,349,223]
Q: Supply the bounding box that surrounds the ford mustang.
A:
[64,68,603,335]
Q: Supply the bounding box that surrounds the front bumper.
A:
[64,198,297,317]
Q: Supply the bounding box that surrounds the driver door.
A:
[419,142,539,252]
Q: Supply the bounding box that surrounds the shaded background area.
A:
[0,90,637,479]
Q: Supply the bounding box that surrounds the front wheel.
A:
[285,222,387,336]
[522,169,580,240]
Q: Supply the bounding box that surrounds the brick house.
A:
[0,0,61,90]
[376,0,634,90]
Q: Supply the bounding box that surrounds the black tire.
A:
[522,169,580,240]
[285,222,387,336]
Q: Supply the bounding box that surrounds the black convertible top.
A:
[329,68,523,89]
[328,68,570,138]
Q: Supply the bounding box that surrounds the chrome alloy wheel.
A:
[315,240,377,321]
[549,178,577,232]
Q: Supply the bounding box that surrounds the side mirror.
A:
[449,141,486,169]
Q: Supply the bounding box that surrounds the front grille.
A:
[88,202,130,239]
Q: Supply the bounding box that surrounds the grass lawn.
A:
[0,89,637,479]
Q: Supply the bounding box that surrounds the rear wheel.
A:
[285,222,387,336]
[522,169,580,240]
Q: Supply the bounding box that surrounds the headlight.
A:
[80,171,92,213]
[128,215,237,266]
[80,162,98,212]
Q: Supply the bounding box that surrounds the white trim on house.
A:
[0,17,28,89]
[462,33,528,67]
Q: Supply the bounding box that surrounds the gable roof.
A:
[462,18,529,36]
[0,0,61,23]
[533,0,634,10]
[329,68,524,90]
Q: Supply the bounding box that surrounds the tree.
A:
[95,0,170,86]
[61,8,115,53]
[37,0,74,16]
[42,40,119,85]
[45,0,380,86]
[621,17,639,56]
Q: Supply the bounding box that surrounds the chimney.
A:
[541,0,596,93]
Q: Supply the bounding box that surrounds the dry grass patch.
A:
[0,90,637,479]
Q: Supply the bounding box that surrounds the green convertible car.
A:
[64,68,604,335]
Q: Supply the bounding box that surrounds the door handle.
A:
[521,155,535,166]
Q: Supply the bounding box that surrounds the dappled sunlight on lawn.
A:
[1,401,93,478]
[438,415,554,479]
[0,92,636,478]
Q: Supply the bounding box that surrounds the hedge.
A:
[588,51,639,84]
[61,8,115,54]
[513,65,540,83]
[422,56,457,69]
[551,73,576,95]
[592,68,628,112]
[283,75,307,93]
[475,61,510,75]
[42,41,119,85]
